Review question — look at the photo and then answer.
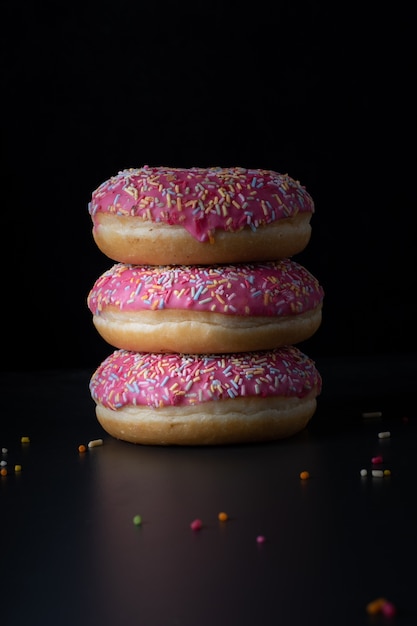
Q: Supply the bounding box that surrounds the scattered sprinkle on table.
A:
[218,512,228,522]
[21,436,30,444]
[14,464,22,472]
[360,469,368,477]
[78,444,87,453]
[190,519,203,531]
[366,597,387,615]
[88,438,103,448]
[371,469,384,478]
[299,470,310,480]
[378,431,391,439]
[133,515,142,526]
[366,597,396,617]
[0,468,7,476]
[381,601,397,617]
[371,455,383,464]
[362,411,382,418]
[1,447,7,454]
[256,535,266,544]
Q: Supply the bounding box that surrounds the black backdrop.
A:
[1,1,415,372]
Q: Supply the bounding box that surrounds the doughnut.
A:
[89,346,322,445]
[87,259,324,354]
[88,166,315,265]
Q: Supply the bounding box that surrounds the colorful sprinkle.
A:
[133,515,142,526]
[299,470,310,480]
[362,411,382,418]
[218,512,228,522]
[378,431,391,439]
[381,601,397,617]
[366,598,396,617]
[366,598,387,615]
[89,346,322,410]
[88,439,103,448]
[371,455,383,464]
[78,444,87,453]
[256,535,266,544]
[89,166,315,243]
[190,519,203,531]
[87,260,324,319]
[21,436,30,444]
[0,468,7,476]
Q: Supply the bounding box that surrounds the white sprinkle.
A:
[1,448,7,454]
[371,469,384,477]
[362,411,382,418]
[378,431,391,439]
[360,469,368,477]
[0,460,7,467]
[88,438,104,448]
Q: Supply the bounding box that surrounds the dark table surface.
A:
[1,353,416,626]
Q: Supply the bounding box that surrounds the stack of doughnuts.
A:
[87,166,324,445]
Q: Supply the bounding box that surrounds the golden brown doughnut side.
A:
[91,213,312,265]
[94,393,318,446]
[91,305,323,354]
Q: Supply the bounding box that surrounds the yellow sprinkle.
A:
[21,436,30,444]
[383,469,391,476]
[14,465,22,472]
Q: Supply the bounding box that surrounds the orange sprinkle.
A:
[0,468,7,476]
[218,512,229,522]
[366,597,387,615]
[78,444,87,453]
[299,470,310,480]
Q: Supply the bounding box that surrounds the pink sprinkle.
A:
[381,601,396,617]
[256,535,266,544]
[371,455,383,464]
[190,518,203,531]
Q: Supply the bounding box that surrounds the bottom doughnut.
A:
[89,347,322,446]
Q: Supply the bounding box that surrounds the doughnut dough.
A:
[89,166,315,265]
[87,260,324,353]
[89,347,322,445]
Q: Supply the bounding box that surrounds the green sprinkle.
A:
[133,514,142,526]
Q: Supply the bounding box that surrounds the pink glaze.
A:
[87,260,324,317]
[89,347,322,410]
[88,166,314,243]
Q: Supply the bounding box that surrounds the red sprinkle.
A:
[371,455,383,464]
[381,601,397,617]
[190,519,203,531]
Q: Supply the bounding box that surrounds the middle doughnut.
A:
[88,260,324,354]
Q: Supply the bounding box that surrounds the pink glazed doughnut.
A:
[88,166,315,265]
[87,260,324,354]
[89,346,322,445]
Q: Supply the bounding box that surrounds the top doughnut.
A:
[89,166,315,265]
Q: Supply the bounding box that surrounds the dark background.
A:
[1,0,415,372]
